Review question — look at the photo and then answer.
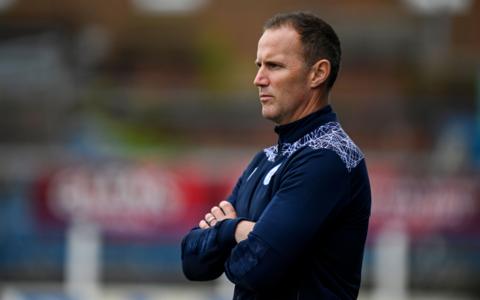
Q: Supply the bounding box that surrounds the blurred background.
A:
[0,0,479,299]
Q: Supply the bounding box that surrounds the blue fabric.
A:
[181,105,371,299]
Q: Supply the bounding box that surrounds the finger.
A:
[205,213,216,225]
[210,218,218,226]
[219,201,237,218]
[205,213,213,222]
[211,206,225,219]
[205,212,218,226]
[199,220,209,229]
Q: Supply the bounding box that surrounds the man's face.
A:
[254,26,312,125]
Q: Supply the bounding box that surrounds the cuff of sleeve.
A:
[216,218,247,249]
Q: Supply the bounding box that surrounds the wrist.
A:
[217,218,246,248]
[235,220,255,243]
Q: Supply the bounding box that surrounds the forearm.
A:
[181,227,225,281]
[225,232,287,291]
[181,218,245,281]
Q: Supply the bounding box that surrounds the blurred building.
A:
[0,0,479,299]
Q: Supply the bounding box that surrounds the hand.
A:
[199,201,237,229]
[235,220,255,242]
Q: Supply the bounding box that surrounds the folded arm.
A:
[181,200,245,281]
[224,151,349,291]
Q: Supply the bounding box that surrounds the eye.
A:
[266,62,282,69]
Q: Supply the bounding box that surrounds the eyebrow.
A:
[256,59,285,67]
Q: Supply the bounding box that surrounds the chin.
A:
[262,113,282,124]
[261,108,277,121]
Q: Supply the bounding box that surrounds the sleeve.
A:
[181,153,263,281]
[224,150,350,291]
[181,217,246,281]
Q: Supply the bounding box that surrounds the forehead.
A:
[257,26,303,60]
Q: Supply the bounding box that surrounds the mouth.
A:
[259,94,273,102]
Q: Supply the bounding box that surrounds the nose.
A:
[253,68,269,87]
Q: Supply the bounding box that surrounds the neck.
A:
[278,91,329,125]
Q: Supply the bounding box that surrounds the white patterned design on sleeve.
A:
[263,122,364,171]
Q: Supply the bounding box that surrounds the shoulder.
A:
[264,122,364,172]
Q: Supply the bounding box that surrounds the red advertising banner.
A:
[35,162,230,238]
[35,159,480,239]
[369,165,480,237]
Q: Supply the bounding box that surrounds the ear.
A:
[310,59,330,88]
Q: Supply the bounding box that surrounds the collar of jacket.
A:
[274,104,337,145]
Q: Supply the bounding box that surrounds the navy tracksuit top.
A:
[181,105,371,299]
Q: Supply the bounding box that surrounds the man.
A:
[181,11,371,300]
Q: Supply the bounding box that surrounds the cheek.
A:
[280,78,307,100]
[271,69,308,100]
